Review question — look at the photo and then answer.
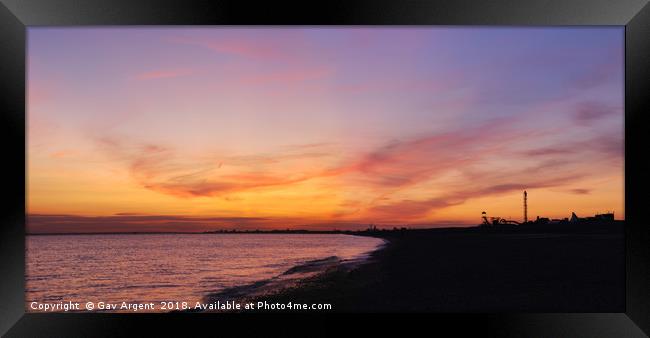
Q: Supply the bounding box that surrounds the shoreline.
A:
[195,235,390,313]
[26,233,386,313]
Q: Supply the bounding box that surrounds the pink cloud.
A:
[519,132,623,161]
[365,173,583,221]
[325,118,526,188]
[169,37,286,60]
[523,147,575,157]
[574,101,621,125]
[92,115,619,222]
[94,119,525,201]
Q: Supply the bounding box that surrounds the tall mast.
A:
[523,190,528,223]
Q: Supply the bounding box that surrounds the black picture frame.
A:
[1,1,648,336]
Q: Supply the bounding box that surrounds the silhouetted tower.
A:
[523,190,528,223]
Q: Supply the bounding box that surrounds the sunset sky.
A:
[27,27,624,233]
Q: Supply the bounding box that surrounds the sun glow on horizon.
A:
[27,27,624,233]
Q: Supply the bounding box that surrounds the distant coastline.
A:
[25,230,386,236]
[24,227,455,236]
[26,219,624,236]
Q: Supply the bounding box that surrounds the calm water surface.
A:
[26,234,384,311]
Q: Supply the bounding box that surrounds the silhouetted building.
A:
[595,213,615,222]
[569,212,615,224]
[480,192,616,228]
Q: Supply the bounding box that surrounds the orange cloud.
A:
[95,136,334,198]
[88,114,621,225]
[96,118,523,200]
[49,150,75,159]
[568,188,591,195]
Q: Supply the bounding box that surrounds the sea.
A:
[25,233,385,312]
